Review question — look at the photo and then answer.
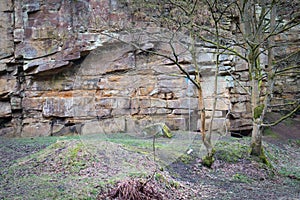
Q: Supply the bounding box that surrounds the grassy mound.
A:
[1,133,299,199]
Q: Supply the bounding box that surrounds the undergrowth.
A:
[264,142,300,180]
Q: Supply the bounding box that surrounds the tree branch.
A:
[262,104,300,127]
[275,65,300,75]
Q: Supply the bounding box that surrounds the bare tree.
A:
[199,0,299,156]
[109,0,299,160]
[113,0,227,166]
[178,0,300,157]
[233,0,300,156]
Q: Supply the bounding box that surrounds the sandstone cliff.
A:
[0,0,298,137]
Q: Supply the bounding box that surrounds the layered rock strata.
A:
[0,0,298,137]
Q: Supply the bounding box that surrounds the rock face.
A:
[0,0,298,137]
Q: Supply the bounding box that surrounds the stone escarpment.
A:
[0,0,298,137]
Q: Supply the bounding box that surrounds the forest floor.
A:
[0,115,299,200]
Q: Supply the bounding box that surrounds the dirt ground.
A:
[0,115,300,200]
[264,113,300,141]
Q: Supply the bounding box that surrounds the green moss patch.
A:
[254,104,265,119]
[215,139,250,163]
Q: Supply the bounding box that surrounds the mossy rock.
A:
[141,123,173,138]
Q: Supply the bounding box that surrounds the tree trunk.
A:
[243,0,265,157]
[196,74,213,157]
[250,122,262,156]
[250,62,263,156]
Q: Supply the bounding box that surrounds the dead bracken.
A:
[98,178,165,200]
